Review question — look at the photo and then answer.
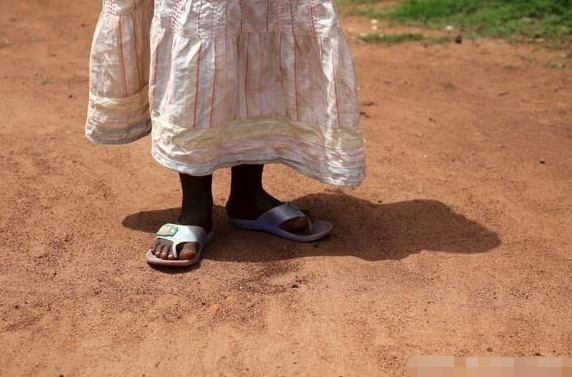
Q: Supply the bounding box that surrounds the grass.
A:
[338,0,393,19]
[390,0,572,45]
[356,32,455,45]
[357,32,424,44]
[339,0,572,48]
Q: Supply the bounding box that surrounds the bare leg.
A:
[150,173,213,260]
[226,164,309,232]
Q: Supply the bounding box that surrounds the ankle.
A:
[178,201,213,228]
[226,188,282,220]
[229,183,264,199]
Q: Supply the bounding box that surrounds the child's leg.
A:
[150,173,213,260]
[226,164,309,232]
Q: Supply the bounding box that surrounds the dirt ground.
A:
[1,1,572,376]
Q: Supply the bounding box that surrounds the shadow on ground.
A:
[122,191,501,262]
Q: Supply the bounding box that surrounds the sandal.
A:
[230,203,332,242]
[145,223,214,267]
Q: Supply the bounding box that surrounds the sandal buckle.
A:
[156,224,178,237]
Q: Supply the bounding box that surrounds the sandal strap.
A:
[156,223,208,259]
[256,203,309,228]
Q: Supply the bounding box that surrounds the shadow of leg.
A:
[122,192,501,262]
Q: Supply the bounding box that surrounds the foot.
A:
[149,205,213,261]
[226,189,310,233]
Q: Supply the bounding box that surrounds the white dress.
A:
[86,0,365,186]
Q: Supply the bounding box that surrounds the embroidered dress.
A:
[86,0,365,186]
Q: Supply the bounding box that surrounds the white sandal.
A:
[146,223,214,267]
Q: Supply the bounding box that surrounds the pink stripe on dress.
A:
[118,15,129,95]
[288,0,299,121]
[244,35,250,118]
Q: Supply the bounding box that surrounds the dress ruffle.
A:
[86,0,365,186]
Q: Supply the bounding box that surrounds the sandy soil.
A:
[1,1,572,376]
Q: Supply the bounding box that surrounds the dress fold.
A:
[86,0,365,186]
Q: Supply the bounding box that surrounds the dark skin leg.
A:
[150,164,308,261]
[150,173,213,260]
[226,164,309,231]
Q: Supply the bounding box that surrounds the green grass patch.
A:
[338,0,393,19]
[357,32,425,44]
[338,0,381,4]
[427,35,456,44]
[356,33,459,45]
[386,0,572,47]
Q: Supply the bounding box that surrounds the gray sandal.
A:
[230,203,332,242]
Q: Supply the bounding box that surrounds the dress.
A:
[86,0,365,186]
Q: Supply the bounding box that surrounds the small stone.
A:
[455,35,463,44]
[539,159,546,164]
[292,284,299,289]
[487,347,493,352]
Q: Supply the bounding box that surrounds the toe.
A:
[281,216,310,233]
[178,242,199,260]
[159,243,171,260]
[150,240,161,255]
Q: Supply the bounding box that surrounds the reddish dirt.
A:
[1,1,572,376]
